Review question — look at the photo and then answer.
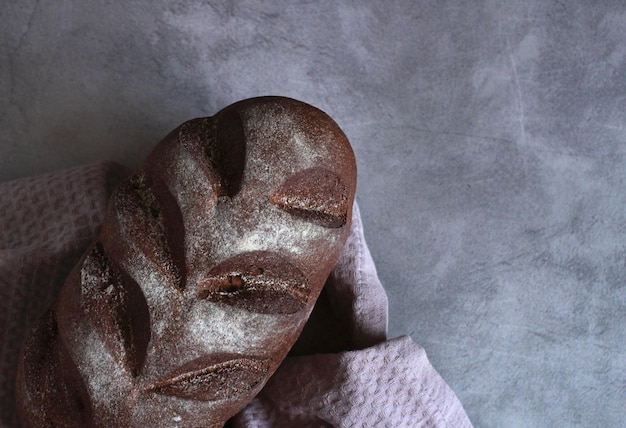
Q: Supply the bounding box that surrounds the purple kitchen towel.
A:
[0,162,471,427]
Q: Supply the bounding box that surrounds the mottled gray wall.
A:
[1,1,625,426]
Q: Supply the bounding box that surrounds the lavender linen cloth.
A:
[0,162,472,428]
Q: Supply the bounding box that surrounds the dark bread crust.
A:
[16,97,356,427]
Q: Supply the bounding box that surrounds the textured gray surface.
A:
[1,1,625,427]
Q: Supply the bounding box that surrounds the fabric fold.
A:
[233,336,472,427]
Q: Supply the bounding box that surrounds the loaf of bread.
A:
[15,97,357,427]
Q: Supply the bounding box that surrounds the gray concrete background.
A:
[1,1,625,426]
